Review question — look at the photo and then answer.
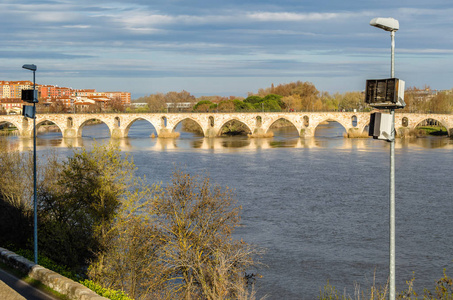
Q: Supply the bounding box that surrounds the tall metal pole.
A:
[389,30,396,300]
[33,70,38,265]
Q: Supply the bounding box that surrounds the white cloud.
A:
[32,11,78,22]
[247,12,340,22]
[245,11,371,22]
[399,48,453,54]
[111,11,236,31]
[62,25,92,29]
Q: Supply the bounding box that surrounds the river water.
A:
[3,121,453,299]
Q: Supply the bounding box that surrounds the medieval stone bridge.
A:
[1,112,452,138]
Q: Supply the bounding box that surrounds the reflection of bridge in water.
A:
[0,112,452,138]
[7,133,453,152]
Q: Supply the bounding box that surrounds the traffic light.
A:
[365,78,405,109]
[21,89,38,103]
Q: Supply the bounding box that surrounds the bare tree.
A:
[89,169,262,300]
[153,170,262,300]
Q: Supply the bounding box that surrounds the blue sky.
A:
[1,0,453,98]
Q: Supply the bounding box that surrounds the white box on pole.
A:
[369,112,393,141]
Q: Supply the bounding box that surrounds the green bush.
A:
[423,269,453,299]
[12,248,133,300]
[14,249,78,281]
[81,280,134,300]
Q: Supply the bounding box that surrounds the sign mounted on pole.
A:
[365,78,405,109]
[21,89,39,103]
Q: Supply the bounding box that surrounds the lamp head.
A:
[370,17,399,32]
[22,64,37,71]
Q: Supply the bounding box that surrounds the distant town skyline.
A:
[1,0,453,99]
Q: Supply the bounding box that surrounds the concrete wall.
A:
[0,247,108,300]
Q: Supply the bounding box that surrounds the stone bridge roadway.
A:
[1,112,452,138]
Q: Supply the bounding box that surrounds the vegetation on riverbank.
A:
[0,141,262,300]
[1,247,133,300]
[319,270,453,299]
[0,128,18,136]
[414,126,448,136]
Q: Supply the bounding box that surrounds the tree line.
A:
[133,82,369,113]
[4,81,450,115]
[132,81,453,114]
[0,142,262,300]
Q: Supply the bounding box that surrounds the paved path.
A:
[0,268,57,300]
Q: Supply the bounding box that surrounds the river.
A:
[3,120,453,299]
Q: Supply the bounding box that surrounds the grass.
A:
[0,129,19,136]
[157,131,181,138]
[415,126,448,136]
[345,130,370,138]
[319,269,453,300]
[248,131,274,138]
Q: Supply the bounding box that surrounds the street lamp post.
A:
[370,17,399,300]
[22,64,38,265]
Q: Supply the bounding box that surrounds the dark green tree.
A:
[233,99,254,111]
[38,143,136,269]
[244,95,263,105]
[193,100,214,112]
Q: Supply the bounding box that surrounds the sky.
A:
[1,0,453,99]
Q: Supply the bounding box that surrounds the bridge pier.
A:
[63,128,78,138]
[21,129,33,138]
[157,128,178,138]
[345,127,365,138]
[300,128,315,138]
[204,127,221,138]
[396,127,411,138]
[19,118,33,138]
[249,127,267,137]
[111,128,126,139]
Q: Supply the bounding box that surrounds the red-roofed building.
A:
[0,98,25,114]
[1,80,130,112]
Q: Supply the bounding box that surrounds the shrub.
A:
[81,280,134,300]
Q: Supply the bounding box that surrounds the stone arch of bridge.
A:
[264,117,298,135]
[359,122,369,134]
[36,119,64,135]
[0,119,23,135]
[123,117,158,137]
[218,118,253,136]
[77,117,112,137]
[312,118,349,135]
[171,117,205,136]
[410,116,450,134]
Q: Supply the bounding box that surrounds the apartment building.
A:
[104,91,131,106]
[39,85,57,98]
[0,81,34,99]
[0,98,24,114]
[1,80,131,112]
[73,89,96,97]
